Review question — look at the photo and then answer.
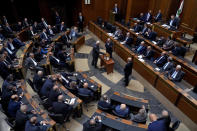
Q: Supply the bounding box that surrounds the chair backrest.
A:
[48,113,65,124]
[112,110,128,119]
[172,120,181,130]
[179,47,187,57]
[77,93,90,103]
[97,104,110,111]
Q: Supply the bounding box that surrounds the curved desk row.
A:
[114,22,197,87]
[88,21,197,124]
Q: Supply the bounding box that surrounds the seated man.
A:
[47,25,55,37]
[162,37,174,51]
[59,22,66,32]
[83,116,102,131]
[0,54,12,80]
[40,28,50,42]
[161,57,174,72]
[114,104,129,118]
[168,15,178,29]
[15,105,36,131]
[28,26,37,39]
[25,116,48,131]
[142,46,154,60]
[144,28,157,41]
[69,26,78,38]
[52,95,73,120]
[153,51,168,67]
[25,53,43,71]
[48,85,61,107]
[154,10,162,22]
[157,110,171,131]
[130,105,147,123]
[144,10,152,22]
[135,41,147,55]
[122,32,133,46]
[170,43,182,57]
[132,23,142,33]
[13,35,25,49]
[78,82,93,97]
[40,76,56,97]
[7,94,22,118]
[140,24,148,36]
[167,65,185,82]
[98,95,112,110]
[57,49,71,64]
[2,40,16,59]
[61,31,71,48]
[138,13,145,22]
[148,113,167,131]
[33,70,45,93]
[49,52,67,68]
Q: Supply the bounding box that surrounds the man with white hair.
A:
[123,32,133,46]
[168,65,185,82]
[130,105,147,123]
[92,41,100,68]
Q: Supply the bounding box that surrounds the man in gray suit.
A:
[168,65,185,82]
[130,105,147,123]
[161,57,174,72]
[25,53,43,71]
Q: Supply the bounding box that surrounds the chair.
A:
[48,113,65,125]
[77,93,94,111]
[112,110,129,119]
[97,104,111,112]
[170,120,181,131]
[27,78,39,93]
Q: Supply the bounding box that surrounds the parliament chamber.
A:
[0,0,197,131]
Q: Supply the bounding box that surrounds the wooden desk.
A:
[20,81,56,131]
[16,27,29,42]
[99,55,114,74]
[88,21,197,124]
[72,35,85,51]
[94,109,148,131]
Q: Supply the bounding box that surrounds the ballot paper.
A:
[61,75,69,84]
[147,22,151,25]
[91,85,94,89]
[152,41,157,45]
[114,37,118,40]
[138,55,143,59]
[136,33,139,35]
[120,42,125,45]
[162,24,168,27]
[69,98,76,105]
[130,28,134,31]
[155,67,160,71]
[138,58,145,62]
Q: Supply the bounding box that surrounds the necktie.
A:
[157,56,164,63]
[163,62,170,70]
[171,71,178,78]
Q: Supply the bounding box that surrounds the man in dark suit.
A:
[133,23,142,32]
[0,54,11,80]
[40,29,50,42]
[28,26,37,39]
[7,94,22,118]
[83,116,102,131]
[23,18,30,28]
[145,28,157,41]
[52,95,73,120]
[47,25,55,37]
[148,113,167,131]
[25,116,48,131]
[98,95,112,110]
[130,105,147,123]
[153,51,168,67]
[138,13,145,22]
[48,85,61,107]
[59,22,66,32]
[168,15,178,29]
[61,31,71,48]
[123,32,133,46]
[168,65,184,82]
[57,49,69,64]
[157,110,171,131]
[161,57,174,72]
[33,71,45,93]
[112,3,119,21]
[78,82,93,97]
[154,10,162,22]
[13,35,25,49]
[114,104,130,118]
[4,23,14,37]
[49,52,68,68]
[140,24,148,36]
[144,10,152,22]
[143,46,154,60]
[33,21,40,33]
[78,12,84,32]
[105,38,113,58]
[15,21,23,32]
[124,57,133,86]
[162,36,175,51]
[170,43,182,57]
[40,18,48,29]
[15,105,35,131]
[40,76,55,97]
[135,41,147,54]
[92,41,100,68]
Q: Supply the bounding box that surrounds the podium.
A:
[109,10,115,24]
[100,54,114,74]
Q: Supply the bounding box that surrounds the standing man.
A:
[113,3,119,21]
[124,57,133,86]
[105,38,113,58]
[78,12,84,33]
[92,41,100,68]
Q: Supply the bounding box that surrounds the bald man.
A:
[78,82,93,97]
[124,57,133,86]
[92,41,100,68]
[25,116,48,131]
[33,71,45,93]
[114,104,130,118]
[48,85,61,106]
[7,94,21,118]
[168,65,184,82]
[83,116,102,131]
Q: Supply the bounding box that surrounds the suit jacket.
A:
[15,110,31,130]
[40,78,54,97]
[25,121,47,131]
[155,55,168,67]
[40,32,49,41]
[48,89,61,106]
[15,24,23,32]
[147,31,157,41]
[144,13,152,22]
[52,101,72,115]
[59,24,66,32]
[141,27,148,35]
[57,51,67,62]
[168,19,178,27]
[92,45,100,58]
[4,26,13,34]
[124,36,133,46]
[155,13,162,22]
[162,62,174,72]
[168,68,185,82]
[49,56,60,67]
[78,88,93,97]
[172,47,181,56]
[13,38,25,48]
[25,57,38,69]
[136,45,147,54]
[163,40,174,51]
[114,105,129,117]
[33,74,45,92]
[112,7,119,14]
[0,61,10,80]
[40,21,48,29]
[105,42,113,54]
[61,34,71,44]
[78,16,84,25]
[148,119,167,131]
[124,61,133,75]
[8,100,21,117]
[33,25,40,33]
[7,42,16,51]
[144,50,154,60]
[133,25,142,32]
[83,120,102,131]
